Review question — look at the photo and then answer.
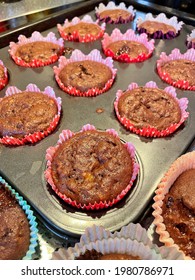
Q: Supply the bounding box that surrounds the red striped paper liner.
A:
[57,15,105,42]
[102,28,155,63]
[45,124,139,210]
[114,81,189,137]
[157,48,195,90]
[53,49,117,97]
[152,151,195,260]
[0,84,61,146]
[0,60,8,90]
[8,31,64,68]
[136,13,183,39]
[95,1,136,24]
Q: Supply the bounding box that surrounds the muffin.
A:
[53,49,117,97]
[137,13,183,39]
[114,81,189,137]
[9,31,64,67]
[0,84,61,145]
[52,223,185,260]
[152,151,195,260]
[157,48,195,90]
[57,15,105,42]
[186,29,195,49]
[0,176,38,260]
[102,28,155,63]
[45,124,139,210]
[95,1,135,24]
[0,60,8,90]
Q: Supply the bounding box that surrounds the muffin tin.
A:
[0,0,195,238]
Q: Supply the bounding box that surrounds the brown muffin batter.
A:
[0,91,58,138]
[51,130,133,205]
[0,65,5,79]
[15,41,62,62]
[63,22,102,37]
[107,40,149,58]
[58,60,113,92]
[76,249,140,260]
[99,9,132,21]
[162,169,195,259]
[138,21,176,34]
[160,59,195,86]
[0,183,30,260]
[117,87,181,130]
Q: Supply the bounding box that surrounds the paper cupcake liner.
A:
[57,15,105,42]
[102,28,155,63]
[0,176,38,260]
[114,81,189,138]
[45,124,139,210]
[137,13,183,39]
[0,60,8,90]
[95,1,136,24]
[8,31,64,67]
[0,83,61,146]
[157,48,195,90]
[152,151,195,260]
[186,29,195,49]
[53,49,117,97]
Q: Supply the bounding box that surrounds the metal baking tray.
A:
[0,0,195,238]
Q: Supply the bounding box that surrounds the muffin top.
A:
[76,249,140,260]
[0,65,5,80]
[0,183,30,260]
[99,9,132,21]
[138,21,176,34]
[58,60,113,92]
[50,130,133,205]
[62,22,102,37]
[14,41,62,62]
[117,87,181,130]
[0,91,58,138]
[160,59,195,86]
[107,40,149,58]
[162,169,195,259]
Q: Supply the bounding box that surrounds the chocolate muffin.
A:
[161,169,195,259]
[62,22,102,38]
[138,21,176,35]
[0,182,30,260]
[98,9,133,22]
[14,41,62,63]
[107,40,149,58]
[58,60,113,92]
[117,87,181,131]
[160,59,195,87]
[76,249,140,260]
[50,130,133,205]
[0,91,58,138]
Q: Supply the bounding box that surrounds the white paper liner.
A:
[186,29,195,49]
[152,151,195,260]
[53,49,117,96]
[57,15,105,42]
[0,83,61,145]
[8,31,64,67]
[137,13,183,34]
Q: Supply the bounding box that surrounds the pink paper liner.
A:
[57,15,106,43]
[95,1,136,24]
[186,29,195,49]
[157,48,195,90]
[0,84,61,146]
[0,60,8,90]
[114,81,189,138]
[45,124,140,210]
[137,13,183,39]
[8,31,64,68]
[102,28,155,63]
[152,151,195,260]
[53,49,117,97]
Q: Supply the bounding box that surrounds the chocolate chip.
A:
[175,222,187,235]
[166,196,174,208]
